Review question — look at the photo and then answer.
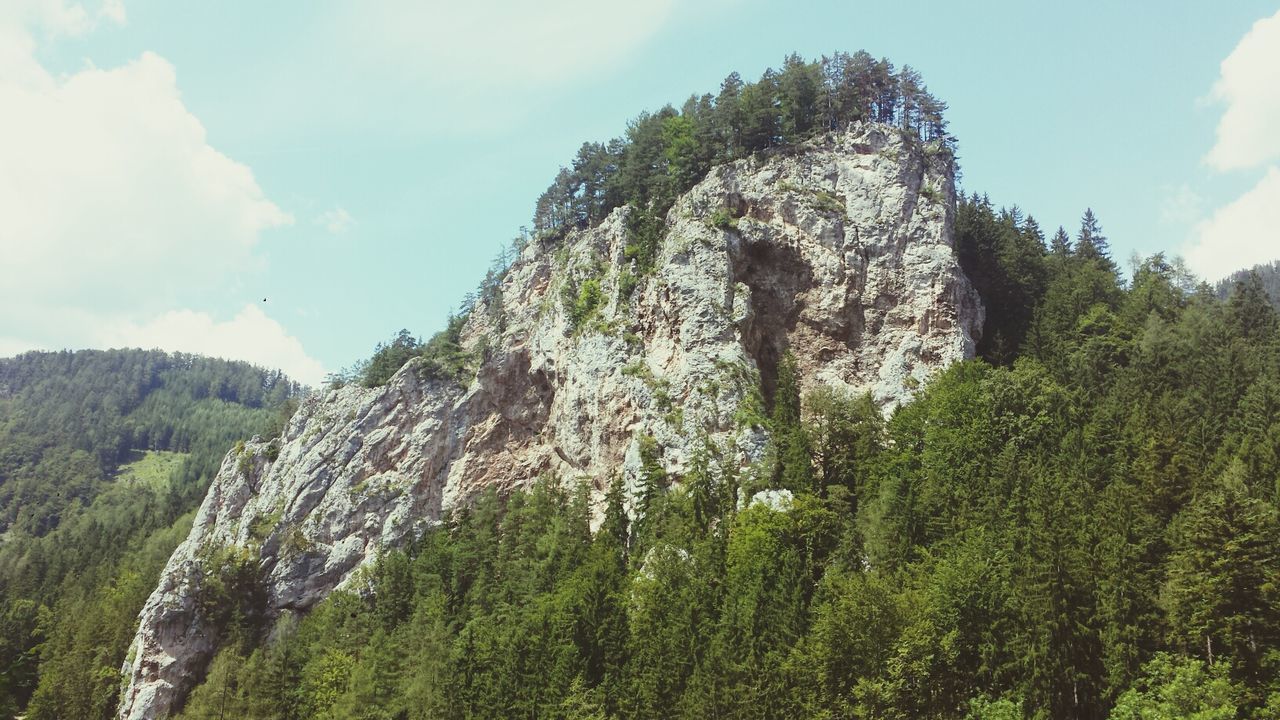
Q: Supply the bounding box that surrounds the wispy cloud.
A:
[1159,183,1203,226]
[248,0,698,136]
[317,206,355,235]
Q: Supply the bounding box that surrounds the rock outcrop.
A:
[118,122,982,719]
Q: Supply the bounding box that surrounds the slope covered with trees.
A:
[1219,261,1280,312]
[169,55,1280,719]
[173,226,1280,718]
[0,349,301,718]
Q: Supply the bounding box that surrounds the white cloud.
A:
[1182,167,1280,281]
[0,2,322,383]
[0,50,292,311]
[317,206,354,234]
[103,305,327,386]
[0,0,125,46]
[1205,9,1280,171]
[338,0,678,92]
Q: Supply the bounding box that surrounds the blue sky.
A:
[2,0,1279,384]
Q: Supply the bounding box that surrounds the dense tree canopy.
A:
[1219,261,1280,312]
[0,349,301,717]
[172,224,1280,718]
[8,51,1280,720]
[529,50,951,277]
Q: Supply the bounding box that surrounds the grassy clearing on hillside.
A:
[114,450,188,491]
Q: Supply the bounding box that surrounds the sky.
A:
[2,0,1278,385]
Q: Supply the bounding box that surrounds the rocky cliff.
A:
[118,122,982,719]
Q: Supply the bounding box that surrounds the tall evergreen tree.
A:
[1075,208,1112,264]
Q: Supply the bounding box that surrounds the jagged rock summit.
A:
[118,122,982,719]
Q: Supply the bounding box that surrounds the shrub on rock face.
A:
[360,330,422,388]
[194,543,267,640]
[355,316,474,389]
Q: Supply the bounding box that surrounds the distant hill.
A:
[1217,260,1280,310]
[0,348,302,716]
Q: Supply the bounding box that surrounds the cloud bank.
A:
[0,1,325,383]
[1182,9,1280,280]
[103,305,328,385]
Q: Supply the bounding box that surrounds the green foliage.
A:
[965,695,1024,720]
[1217,261,1280,311]
[237,448,255,478]
[707,206,740,230]
[622,206,665,275]
[616,267,640,304]
[350,316,475,389]
[769,352,814,494]
[955,195,1049,363]
[172,257,1280,717]
[360,329,422,388]
[1162,463,1280,684]
[1110,653,1241,719]
[11,80,1280,720]
[195,542,268,641]
[114,450,187,490]
[0,348,297,718]
[564,276,605,333]
[809,190,845,214]
[417,315,474,383]
[805,387,883,506]
[531,50,953,264]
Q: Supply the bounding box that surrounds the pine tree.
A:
[778,53,820,142]
[1075,209,1111,264]
[771,352,814,492]
[1051,226,1072,256]
[1163,463,1280,688]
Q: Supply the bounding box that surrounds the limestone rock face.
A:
[118,123,982,719]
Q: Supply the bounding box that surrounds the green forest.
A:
[6,50,1280,720]
[173,205,1280,719]
[0,349,301,718]
[528,50,947,242]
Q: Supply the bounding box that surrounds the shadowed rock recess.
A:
[118,122,983,719]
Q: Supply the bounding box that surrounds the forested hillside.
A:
[0,349,301,717]
[12,49,1279,720]
[166,56,1280,720]
[1220,261,1280,311]
[175,207,1280,720]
